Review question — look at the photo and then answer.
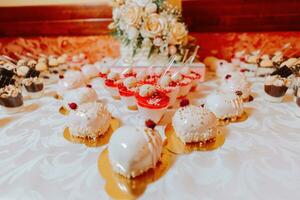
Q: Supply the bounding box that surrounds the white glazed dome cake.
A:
[58,70,85,93]
[108,126,163,178]
[172,105,217,143]
[221,71,252,100]
[67,102,111,139]
[205,92,244,120]
[62,87,98,107]
[81,64,99,80]
[216,60,236,77]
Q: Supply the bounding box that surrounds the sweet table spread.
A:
[0,77,300,200]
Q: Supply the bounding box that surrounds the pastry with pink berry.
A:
[221,71,252,102]
[57,70,85,95]
[135,84,169,123]
[172,101,218,144]
[66,101,112,140]
[60,85,98,115]
[108,121,162,178]
[205,92,245,123]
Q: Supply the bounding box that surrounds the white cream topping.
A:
[107,71,120,80]
[172,105,217,143]
[221,74,251,99]
[35,62,48,71]
[16,65,29,77]
[260,59,273,67]
[139,84,156,97]
[280,58,298,68]
[81,64,98,79]
[265,75,289,87]
[63,87,98,107]
[205,92,244,119]
[67,102,111,138]
[108,126,162,178]
[123,77,137,89]
[0,85,21,98]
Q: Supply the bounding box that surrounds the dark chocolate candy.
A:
[0,68,15,88]
[264,85,288,97]
[0,93,23,108]
[271,66,293,78]
[297,97,300,107]
[25,83,44,93]
[25,68,40,78]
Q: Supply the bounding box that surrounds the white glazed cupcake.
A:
[216,60,236,77]
[108,125,163,178]
[221,71,252,101]
[172,105,217,143]
[67,102,112,139]
[205,92,244,121]
[57,71,85,95]
[62,86,98,108]
[81,64,99,80]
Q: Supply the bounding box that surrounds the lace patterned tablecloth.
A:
[0,79,300,200]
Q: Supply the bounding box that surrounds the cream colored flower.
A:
[145,3,157,13]
[127,26,139,40]
[153,37,163,47]
[134,0,152,7]
[168,22,188,45]
[141,13,167,38]
[121,3,142,26]
[112,8,121,20]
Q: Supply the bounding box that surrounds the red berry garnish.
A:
[86,84,92,88]
[68,102,78,110]
[235,91,243,96]
[145,119,156,129]
[180,99,190,107]
[240,69,246,73]
[225,74,232,79]
[59,75,64,79]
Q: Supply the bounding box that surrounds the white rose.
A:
[142,38,152,47]
[141,14,167,38]
[121,4,142,26]
[168,22,188,45]
[153,37,163,47]
[127,26,139,40]
[145,3,157,13]
[112,8,121,20]
[134,0,152,7]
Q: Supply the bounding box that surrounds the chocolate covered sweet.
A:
[264,75,289,102]
[22,77,44,98]
[0,85,23,113]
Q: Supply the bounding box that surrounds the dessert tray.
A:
[0,70,299,200]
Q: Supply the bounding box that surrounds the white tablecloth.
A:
[0,78,300,200]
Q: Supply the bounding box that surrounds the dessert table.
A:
[0,77,300,200]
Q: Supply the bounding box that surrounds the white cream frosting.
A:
[67,102,111,138]
[81,64,98,79]
[280,58,298,68]
[221,72,251,99]
[48,57,58,67]
[123,77,137,89]
[35,62,48,71]
[108,126,162,178]
[107,71,120,80]
[139,84,156,97]
[172,105,217,143]
[16,65,29,77]
[205,92,244,119]
[265,75,288,87]
[63,87,98,107]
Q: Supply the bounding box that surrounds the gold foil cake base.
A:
[59,106,69,116]
[98,147,175,200]
[217,111,248,126]
[164,124,225,154]
[63,118,120,147]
